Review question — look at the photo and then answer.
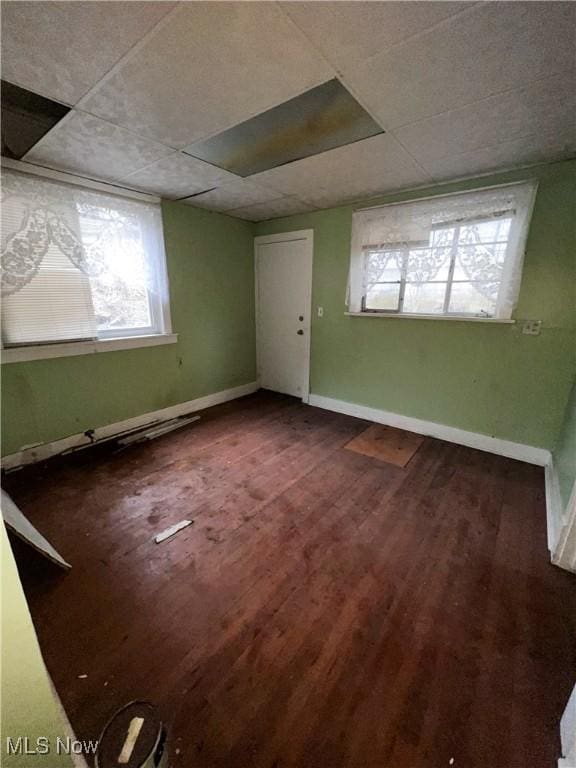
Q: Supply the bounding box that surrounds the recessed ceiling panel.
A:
[1,80,70,159]
[184,79,384,177]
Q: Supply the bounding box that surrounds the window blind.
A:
[347,181,538,319]
[1,169,169,346]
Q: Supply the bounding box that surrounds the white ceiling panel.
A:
[0,1,175,105]
[227,196,316,222]
[281,1,471,70]
[252,134,432,209]
[342,2,576,130]
[24,111,173,182]
[79,2,333,149]
[424,129,576,183]
[183,178,283,212]
[397,72,576,170]
[120,153,237,199]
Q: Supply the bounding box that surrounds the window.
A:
[1,169,171,347]
[347,181,537,320]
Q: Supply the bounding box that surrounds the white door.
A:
[255,231,313,400]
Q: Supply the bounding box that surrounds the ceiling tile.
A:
[396,72,576,170]
[251,134,432,209]
[227,196,316,222]
[182,179,284,212]
[343,2,576,130]
[120,153,237,199]
[282,1,470,69]
[424,130,576,182]
[79,2,333,148]
[24,110,173,182]
[0,1,175,105]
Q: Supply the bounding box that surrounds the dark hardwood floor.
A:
[5,391,576,768]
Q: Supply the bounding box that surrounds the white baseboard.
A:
[545,460,564,552]
[308,393,551,467]
[1,381,259,471]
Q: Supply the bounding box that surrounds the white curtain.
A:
[347,181,538,318]
[1,169,166,345]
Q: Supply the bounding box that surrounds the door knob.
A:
[297,330,304,335]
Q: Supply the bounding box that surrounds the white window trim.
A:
[0,157,161,203]
[344,312,515,323]
[1,158,175,357]
[1,333,178,364]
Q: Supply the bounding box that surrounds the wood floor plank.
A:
[4,391,575,768]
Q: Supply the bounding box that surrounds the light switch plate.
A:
[317,307,324,318]
[522,320,542,336]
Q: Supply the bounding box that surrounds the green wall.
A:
[256,160,576,449]
[1,201,257,456]
[1,523,73,767]
[2,161,574,456]
[554,381,576,509]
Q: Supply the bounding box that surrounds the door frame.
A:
[254,229,314,403]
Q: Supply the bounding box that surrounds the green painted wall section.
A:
[1,201,257,456]
[256,160,576,449]
[554,381,576,509]
[1,523,73,767]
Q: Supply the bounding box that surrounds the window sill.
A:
[345,312,515,324]
[1,333,178,364]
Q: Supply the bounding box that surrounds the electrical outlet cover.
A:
[522,320,542,336]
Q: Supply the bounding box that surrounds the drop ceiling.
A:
[1,1,575,221]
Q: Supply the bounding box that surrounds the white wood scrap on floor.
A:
[154,520,193,544]
[118,415,200,447]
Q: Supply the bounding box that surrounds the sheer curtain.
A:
[1,169,167,346]
[347,181,538,318]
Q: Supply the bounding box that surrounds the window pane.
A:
[366,250,403,282]
[403,282,447,314]
[406,247,452,282]
[365,283,400,310]
[449,282,497,316]
[453,243,506,281]
[429,226,455,247]
[78,208,152,332]
[459,217,512,245]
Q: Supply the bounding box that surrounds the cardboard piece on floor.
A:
[1,489,71,570]
[344,423,425,468]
